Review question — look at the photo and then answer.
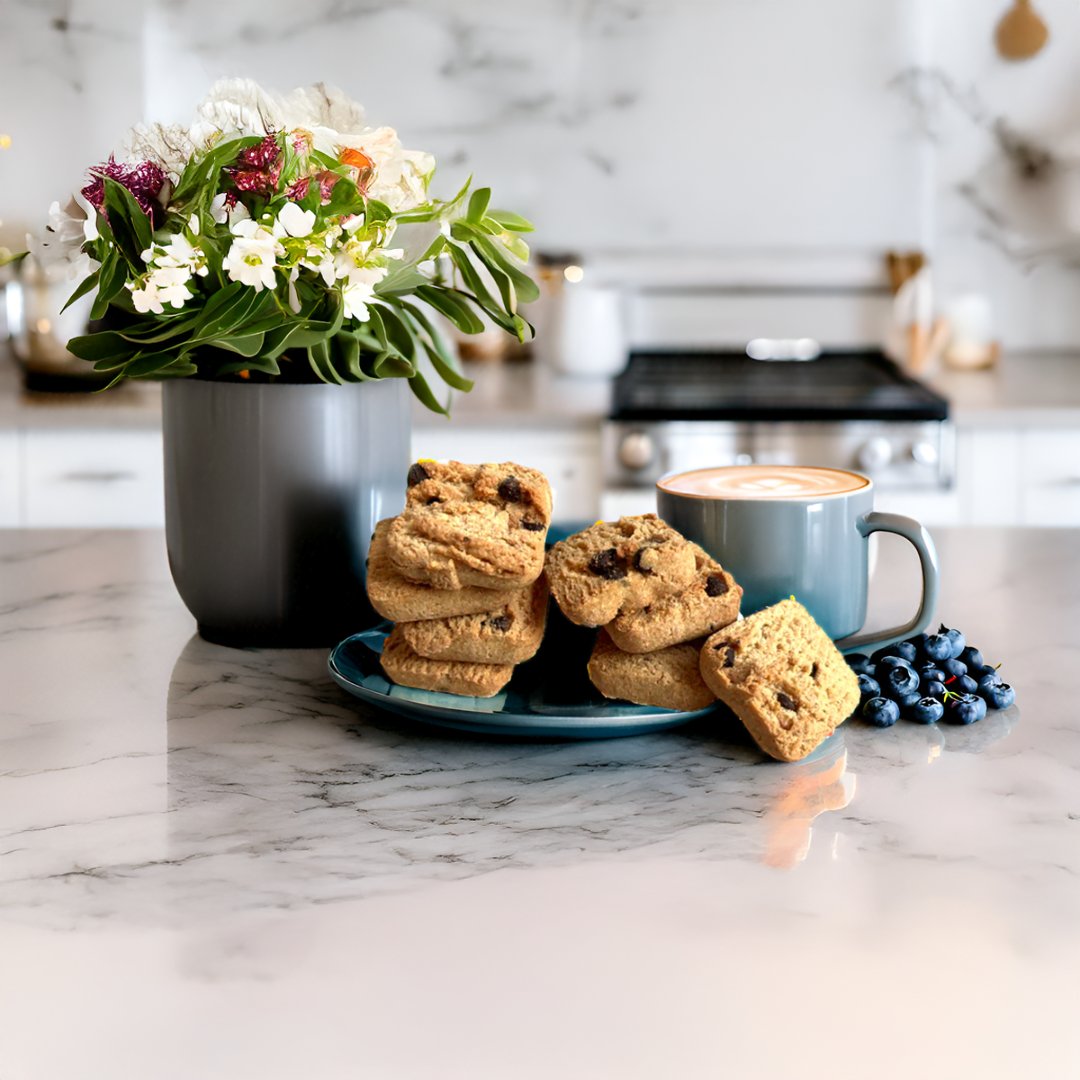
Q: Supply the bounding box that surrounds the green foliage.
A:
[61,133,536,411]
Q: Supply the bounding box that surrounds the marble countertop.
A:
[3,350,1079,433]
[0,526,1075,1078]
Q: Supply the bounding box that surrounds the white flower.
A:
[189,77,284,147]
[26,193,100,276]
[341,279,375,322]
[276,202,316,238]
[124,123,195,180]
[223,235,280,291]
[279,83,366,136]
[210,194,251,228]
[148,232,208,277]
[128,265,193,313]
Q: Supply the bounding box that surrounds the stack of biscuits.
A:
[544,514,743,713]
[366,460,552,698]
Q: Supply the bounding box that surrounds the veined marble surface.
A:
[0,527,1076,1078]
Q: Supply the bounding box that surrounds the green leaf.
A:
[413,285,485,335]
[212,354,282,377]
[102,177,153,263]
[409,370,449,417]
[487,209,535,233]
[214,332,267,357]
[466,187,491,223]
[62,268,101,313]
[170,136,261,207]
[122,352,185,379]
[472,234,540,303]
[447,246,516,335]
[375,263,430,297]
[68,331,139,363]
[90,249,128,320]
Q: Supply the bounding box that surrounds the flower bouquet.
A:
[26,79,540,645]
[32,78,537,413]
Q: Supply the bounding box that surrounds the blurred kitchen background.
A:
[2,0,1080,528]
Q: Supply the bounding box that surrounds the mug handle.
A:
[834,511,940,654]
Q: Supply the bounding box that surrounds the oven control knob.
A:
[619,432,655,470]
[856,437,893,472]
[909,441,938,466]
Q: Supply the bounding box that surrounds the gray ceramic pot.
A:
[162,377,411,647]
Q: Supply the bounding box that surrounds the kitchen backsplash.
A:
[3,0,1080,348]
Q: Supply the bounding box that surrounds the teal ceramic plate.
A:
[328,615,717,739]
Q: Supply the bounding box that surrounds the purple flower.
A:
[226,133,283,196]
[81,157,167,223]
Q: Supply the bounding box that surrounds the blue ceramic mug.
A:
[656,465,939,652]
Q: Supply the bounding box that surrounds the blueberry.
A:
[871,642,918,666]
[920,632,953,663]
[924,679,947,699]
[857,673,881,700]
[894,689,923,711]
[845,655,875,677]
[880,663,920,697]
[954,674,979,695]
[980,682,1016,710]
[959,646,984,670]
[945,692,987,725]
[973,664,1000,684]
[976,672,1002,696]
[940,658,968,679]
[874,656,915,685]
[907,696,945,724]
[938,623,966,660]
[917,663,946,684]
[863,696,900,727]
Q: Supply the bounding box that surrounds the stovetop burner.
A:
[611,350,949,422]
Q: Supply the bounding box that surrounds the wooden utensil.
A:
[996,0,1049,61]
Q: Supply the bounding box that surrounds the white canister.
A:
[537,273,627,378]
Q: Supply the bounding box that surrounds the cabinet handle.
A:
[58,470,138,484]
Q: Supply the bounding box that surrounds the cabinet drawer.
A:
[24,430,164,527]
[0,431,19,525]
[1021,430,1080,526]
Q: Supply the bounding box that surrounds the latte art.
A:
[658,465,869,500]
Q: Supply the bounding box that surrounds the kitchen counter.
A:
[0,527,1075,1078]
[3,351,1078,433]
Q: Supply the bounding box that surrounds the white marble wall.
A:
[3,0,1080,347]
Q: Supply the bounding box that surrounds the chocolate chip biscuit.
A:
[380,625,514,698]
[587,631,716,712]
[387,460,552,590]
[605,543,742,653]
[400,574,549,664]
[366,519,520,622]
[699,598,860,762]
[545,514,697,627]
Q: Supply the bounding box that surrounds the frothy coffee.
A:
[658,465,870,500]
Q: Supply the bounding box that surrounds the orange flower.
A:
[339,147,374,171]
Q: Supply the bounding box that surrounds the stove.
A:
[604,348,953,500]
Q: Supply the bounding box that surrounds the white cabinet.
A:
[22,430,165,527]
[1021,429,1080,526]
[0,431,19,525]
[412,427,602,522]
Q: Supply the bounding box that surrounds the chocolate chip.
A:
[485,614,512,632]
[704,574,728,597]
[426,496,442,506]
[497,476,522,502]
[633,547,659,574]
[777,692,798,712]
[810,662,819,680]
[407,463,429,487]
[713,643,736,667]
[588,547,628,580]
[522,519,545,532]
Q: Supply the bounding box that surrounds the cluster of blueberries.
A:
[846,624,1016,727]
